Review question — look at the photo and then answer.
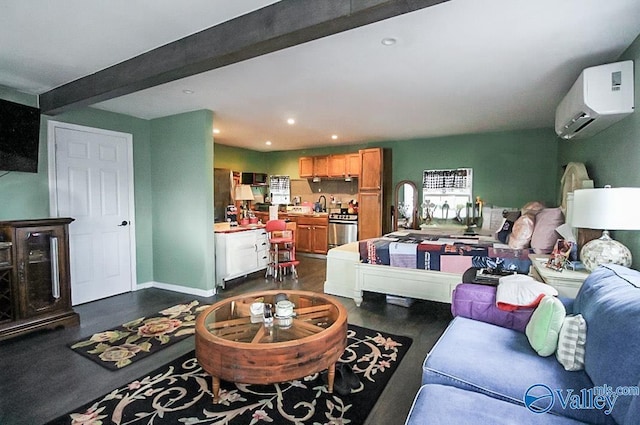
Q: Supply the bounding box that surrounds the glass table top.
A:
[202,291,341,344]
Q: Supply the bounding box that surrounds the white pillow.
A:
[556,314,587,371]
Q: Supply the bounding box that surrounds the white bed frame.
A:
[324,242,462,306]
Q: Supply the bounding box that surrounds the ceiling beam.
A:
[39,0,448,115]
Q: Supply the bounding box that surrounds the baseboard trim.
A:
[136,281,216,298]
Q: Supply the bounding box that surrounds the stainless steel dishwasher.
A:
[328,213,358,249]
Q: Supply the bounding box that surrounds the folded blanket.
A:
[496,274,558,311]
[389,242,417,268]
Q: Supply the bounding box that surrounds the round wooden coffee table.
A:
[195,290,348,403]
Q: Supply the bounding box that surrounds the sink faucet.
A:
[318,195,327,212]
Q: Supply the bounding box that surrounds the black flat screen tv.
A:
[0,99,41,173]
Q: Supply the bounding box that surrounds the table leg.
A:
[327,363,336,393]
[212,376,221,403]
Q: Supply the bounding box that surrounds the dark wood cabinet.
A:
[0,218,79,340]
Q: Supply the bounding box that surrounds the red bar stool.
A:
[265,220,299,280]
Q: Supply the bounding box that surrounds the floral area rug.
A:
[50,324,412,425]
[69,301,210,370]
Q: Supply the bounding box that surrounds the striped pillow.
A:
[556,314,587,371]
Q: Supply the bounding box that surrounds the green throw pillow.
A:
[525,295,566,356]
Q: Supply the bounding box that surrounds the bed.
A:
[324,196,571,306]
[324,229,532,306]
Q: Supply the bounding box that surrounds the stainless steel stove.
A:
[328,213,358,248]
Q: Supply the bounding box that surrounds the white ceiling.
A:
[2,0,640,151]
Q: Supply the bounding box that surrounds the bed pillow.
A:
[521,201,545,216]
[556,314,587,371]
[525,295,566,356]
[531,208,565,254]
[508,214,535,249]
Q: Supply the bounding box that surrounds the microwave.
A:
[241,172,268,185]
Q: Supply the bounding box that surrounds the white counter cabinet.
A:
[215,226,268,288]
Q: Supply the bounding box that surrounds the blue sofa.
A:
[405,264,640,425]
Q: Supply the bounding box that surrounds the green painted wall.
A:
[0,88,155,284]
[259,128,560,208]
[558,34,640,268]
[150,110,215,291]
[213,143,267,172]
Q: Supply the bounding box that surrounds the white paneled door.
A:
[48,121,136,305]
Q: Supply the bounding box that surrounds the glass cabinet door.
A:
[0,243,13,324]
[17,227,66,317]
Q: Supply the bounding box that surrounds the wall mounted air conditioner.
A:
[555,60,634,140]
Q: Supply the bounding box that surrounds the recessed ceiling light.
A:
[182,89,194,94]
[381,37,397,46]
[287,118,296,125]
[265,140,272,146]
[213,128,220,134]
[331,134,338,140]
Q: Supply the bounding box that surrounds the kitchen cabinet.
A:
[359,148,382,191]
[358,192,383,240]
[295,216,328,254]
[299,157,314,178]
[299,155,329,178]
[0,218,79,341]
[328,155,346,177]
[328,154,360,178]
[346,153,360,177]
[358,148,392,239]
[215,227,269,288]
[300,153,360,179]
[313,155,329,177]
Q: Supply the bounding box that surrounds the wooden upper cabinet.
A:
[313,155,329,177]
[299,157,314,178]
[346,153,360,177]
[328,155,346,177]
[300,152,359,179]
[358,148,382,191]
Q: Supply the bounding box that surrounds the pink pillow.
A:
[508,214,536,249]
[531,208,565,254]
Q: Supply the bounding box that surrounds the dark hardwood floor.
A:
[0,256,453,425]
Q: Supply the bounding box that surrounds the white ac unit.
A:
[555,60,634,140]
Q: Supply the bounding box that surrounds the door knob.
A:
[118,220,129,226]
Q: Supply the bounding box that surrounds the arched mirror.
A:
[394,180,418,230]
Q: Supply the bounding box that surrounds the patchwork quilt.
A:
[359,233,531,274]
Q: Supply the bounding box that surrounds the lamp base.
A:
[580,230,632,272]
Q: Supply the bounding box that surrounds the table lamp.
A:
[571,186,640,271]
[234,184,255,219]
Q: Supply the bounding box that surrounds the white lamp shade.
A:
[571,187,640,230]
[234,184,255,201]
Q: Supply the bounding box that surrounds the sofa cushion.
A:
[555,314,587,371]
[405,384,590,425]
[422,317,613,425]
[525,295,566,356]
[573,264,640,425]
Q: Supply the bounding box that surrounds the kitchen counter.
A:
[214,222,265,233]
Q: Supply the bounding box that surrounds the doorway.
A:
[47,121,136,305]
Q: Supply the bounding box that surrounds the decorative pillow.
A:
[508,214,536,249]
[556,314,587,371]
[525,295,566,356]
[496,218,514,243]
[521,201,546,216]
[531,208,565,254]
